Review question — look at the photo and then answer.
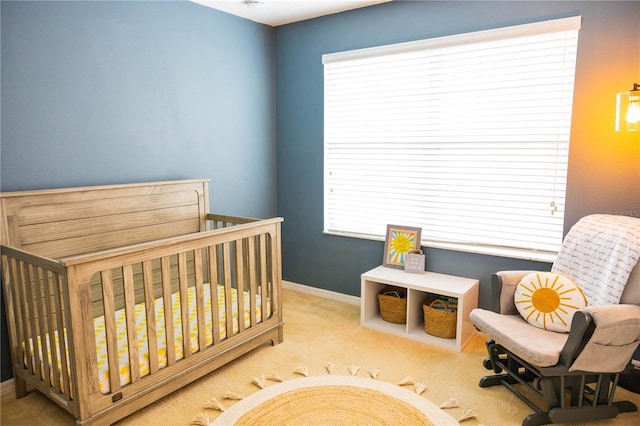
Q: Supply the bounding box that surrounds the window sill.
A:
[423,241,556,263]
[324,230,556,263]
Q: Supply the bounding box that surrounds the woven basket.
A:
[378,287,407,324]
[423,299,457,339]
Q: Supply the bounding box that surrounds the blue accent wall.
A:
[1,0,276,217]
[275,1,639,303]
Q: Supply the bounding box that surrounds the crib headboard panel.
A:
[0,179,210,259]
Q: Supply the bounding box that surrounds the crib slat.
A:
[33,267,52,388]
[90,253,202,316]
[223,242,233,339]
[52,273,71,400]
[178,252,190,358]
[15,260,31,374]
[270,231,280,318]
[260,234,269,321]
[3,257,21,368]
[2,258,24,397]
[236,240,245,333]
[24,264,41,379]
[248,237,257,327]
[208,246,221,345]
[101,269,121,393]
[161,256,176,366]
[43,271,61,393]
[194,249,206,351]
[142,260,159,375]
[15,261,29,360]
[122,264,140,383]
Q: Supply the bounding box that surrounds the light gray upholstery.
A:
[492,262,640,316]
[475,260,640,368]
[494,270,533,314]
[569,304,640,373]
[621,263,640,305]
[470,215,640,426]
[469,309,568,367]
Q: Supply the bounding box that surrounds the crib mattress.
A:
[30,284,269,394]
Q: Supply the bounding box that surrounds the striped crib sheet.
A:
[27,284,270,395]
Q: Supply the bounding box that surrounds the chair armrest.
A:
[558,310,595,368]
[563,305,640,373]
[491,271,535,314]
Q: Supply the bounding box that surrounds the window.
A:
[323,17,581,261]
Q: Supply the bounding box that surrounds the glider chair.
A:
[470,214,640,426]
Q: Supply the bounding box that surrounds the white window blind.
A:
[323,17,581,260]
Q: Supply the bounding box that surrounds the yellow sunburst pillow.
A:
[515,272,587,332]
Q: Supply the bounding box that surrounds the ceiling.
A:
[192,0,392,26]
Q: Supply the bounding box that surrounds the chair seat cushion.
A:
[470,308,569,367]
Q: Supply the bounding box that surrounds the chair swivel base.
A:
[479,340,638,426]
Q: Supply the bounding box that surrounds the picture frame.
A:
[383,224,422,269]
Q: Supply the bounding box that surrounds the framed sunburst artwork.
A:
[383,225,422,269]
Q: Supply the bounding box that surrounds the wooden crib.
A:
[0,179,283,425]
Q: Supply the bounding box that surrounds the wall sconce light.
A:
[615,83,640,132]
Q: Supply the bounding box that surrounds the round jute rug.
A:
[212,375,459,425]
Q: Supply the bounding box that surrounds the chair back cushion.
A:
[552,215,640,306]
[620,262,640,305]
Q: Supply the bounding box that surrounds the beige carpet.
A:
[210,375,458,425]
[1,288,639,425]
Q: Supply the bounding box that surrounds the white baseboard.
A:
[1,378,15,397]
[283,281,360,306]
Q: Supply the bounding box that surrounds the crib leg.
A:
[269,324,284,346]
[272,324,284,345]
[13,375,27,398]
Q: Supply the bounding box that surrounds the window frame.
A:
[322,17,581,262]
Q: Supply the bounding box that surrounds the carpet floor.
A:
[1,287,639,425]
